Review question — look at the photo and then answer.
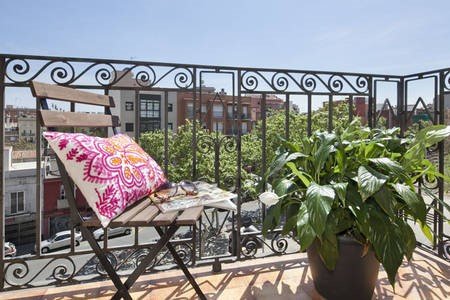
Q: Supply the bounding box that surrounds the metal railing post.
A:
[0,56,6,290]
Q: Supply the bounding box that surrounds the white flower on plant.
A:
[258,191,280,207]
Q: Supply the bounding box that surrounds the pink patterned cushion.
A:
[43,132,167,227]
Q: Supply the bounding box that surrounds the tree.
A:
[139,102,360,202]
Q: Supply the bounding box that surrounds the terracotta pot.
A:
[307,235,380,300]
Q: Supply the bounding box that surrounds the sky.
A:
[1,0,449,110]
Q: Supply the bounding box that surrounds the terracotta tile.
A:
[1,249,448,299]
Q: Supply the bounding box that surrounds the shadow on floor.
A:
[4,249,449,300]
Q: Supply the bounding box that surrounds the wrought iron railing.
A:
[0,54,449,290]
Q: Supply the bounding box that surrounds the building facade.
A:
[4,147,42,245]
[18,115,36,143]
[177,89,253,134]
[109,70,178,138]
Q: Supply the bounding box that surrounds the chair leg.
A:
[155,227,206,300]
[112,224,180,299]
[80,226,132,300]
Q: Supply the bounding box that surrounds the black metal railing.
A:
[0,54,449,290]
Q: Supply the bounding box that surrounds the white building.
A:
[109,70,178,138]
[18,115,36,143]
[4,147,44,244]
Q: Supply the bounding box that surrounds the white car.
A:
[93,227,132,241]
[41,230,83,253]
[5,242,17,257]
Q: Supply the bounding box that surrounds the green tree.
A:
[140,102,360,202]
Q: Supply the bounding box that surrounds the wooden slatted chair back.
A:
[31,81,119,132]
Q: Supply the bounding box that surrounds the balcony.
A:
[227,112,251,120]
[1,250,449,299]
[0,54,449,298]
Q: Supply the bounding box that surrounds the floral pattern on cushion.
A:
[43,132,167,227]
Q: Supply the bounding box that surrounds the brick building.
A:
[177,88,253,134]
[248,94,285,122]
[42,157,91,238]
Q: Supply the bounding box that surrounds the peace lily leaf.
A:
[267,152,289,178]
[282,140,301,152]
[282,215,297,235]
[373,186,396,218]
[313,134,336,177]
[419,220,433,243]
[397,219,416,261]
[273,178,296,197]
[262,201,282,236]
[296,204,315,251]
[418,125,450,147]
[413,125,447,145]
[352,204,371,239]
[369,157,407,181]
[318,231,339,270]
[286,162,311,187]
[345,182,364,218]
[268,152,306,178]
[393,183,426,222]
[332,182,348,205]
[305,183,335,236]
[358,165,388,201]
[327,207,353,234]
[367,209,404,288]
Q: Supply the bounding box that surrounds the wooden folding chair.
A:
[31,81,206,300]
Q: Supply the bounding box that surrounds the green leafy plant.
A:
[262,121,450,287]
[139,103,357,202]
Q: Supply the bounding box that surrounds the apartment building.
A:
[4,146,43,245]
[109,70,178,139]
[177,88,253,134]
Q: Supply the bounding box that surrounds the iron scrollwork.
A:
[444,70,450,91]
[240,232,291,258]
[4,257,77,287]
[240,70,369,94]
[4,58,194,89]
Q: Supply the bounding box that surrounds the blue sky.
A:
[1,0,449,109]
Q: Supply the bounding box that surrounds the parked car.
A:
[93,227,132,241]
[40,230,83,253]
[5,242,17,257]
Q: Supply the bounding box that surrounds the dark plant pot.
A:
[307,235,380,300]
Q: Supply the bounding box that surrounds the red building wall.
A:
[353,97,368,125]
[42,178,90,238]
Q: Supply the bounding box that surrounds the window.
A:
[55,234,70,241]
[10,191,24,214]
[243,106,248,118]
[125,102,134,111]
[212,121,223,132]
[242,122,248,134]
[227,105,235,118]
[125,123,134,132]
[140,94,161,119]
[213,104,223,118]
[140,94,161,133]
[168,123,173,130]
[140,121,160,132]
[186,103,194,118]
[168,103,173,112]
[60,185,66,200]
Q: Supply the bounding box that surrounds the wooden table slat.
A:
[127,205,160,226]
[150,211,179,226]
[110,199,152,226]
[176,206,203,225]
